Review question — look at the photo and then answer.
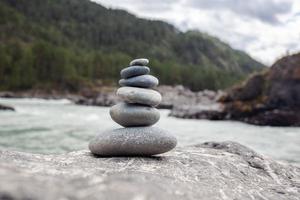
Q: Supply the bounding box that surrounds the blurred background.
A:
[0,0,299,164]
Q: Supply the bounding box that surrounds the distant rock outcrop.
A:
[0,141,299,200]
[220,53,300,126]
[0,103,14,111]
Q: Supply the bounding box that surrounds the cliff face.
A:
[0,142,299,200]
[221,53,300,126]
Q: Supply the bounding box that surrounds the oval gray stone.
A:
[130,58,149,66]
[110,103,160,127]
[117,87,162,107]
[119,75,159,88]
[89,127,177,156]
[121,66,150,79]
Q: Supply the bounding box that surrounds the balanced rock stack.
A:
[89,58,177,156]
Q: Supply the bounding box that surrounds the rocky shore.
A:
[0,141,299,200]
[168,88,225,120]
[171,53,300,126]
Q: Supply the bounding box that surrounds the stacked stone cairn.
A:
[89,58,177,156]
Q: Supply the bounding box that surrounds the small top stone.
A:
[130,58,149,66]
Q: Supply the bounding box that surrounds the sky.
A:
[92,0,300,65]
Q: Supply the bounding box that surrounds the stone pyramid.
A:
[89,58,177,156]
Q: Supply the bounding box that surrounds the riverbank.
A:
[0,141,299,200]
[0,85,223,109]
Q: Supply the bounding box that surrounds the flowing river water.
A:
[0,98,299,164]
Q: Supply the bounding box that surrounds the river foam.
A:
[1,98,299,164]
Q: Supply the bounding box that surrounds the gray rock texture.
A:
[129,58,149,66]
[0,141,299,200]
[110,103,160,127]
[121,66,150,79]
[89,127,177,156]
[117,86,162,107]
[119,75,159,88]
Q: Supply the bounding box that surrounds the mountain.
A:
[0,0,265,91]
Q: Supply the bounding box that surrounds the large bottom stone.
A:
[110,103,160,127]
[89,127,177,156]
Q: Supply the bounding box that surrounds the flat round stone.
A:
[110,103,160,127]
[89,127,177,156]
[121,66,150,79]
[119,75,159,88]
[117,87,162,107]
[130,58,149,66]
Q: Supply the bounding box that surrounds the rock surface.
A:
[0,141,299,200]
[119,75,159,88]
[110,103,160,127]
[89,127,177,156]
[121,66,150,79]
[117,86,162,107]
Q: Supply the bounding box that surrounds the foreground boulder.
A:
[0,141,299,200]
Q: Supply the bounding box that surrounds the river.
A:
[0,98,299,164]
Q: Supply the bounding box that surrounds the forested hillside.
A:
[0,0,264,91]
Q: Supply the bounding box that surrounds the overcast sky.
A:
[92,0,300,65]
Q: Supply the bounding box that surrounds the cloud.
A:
[93,0,176,13]
[188,0,293,24]
[130,0,175,12]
